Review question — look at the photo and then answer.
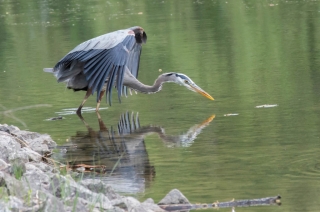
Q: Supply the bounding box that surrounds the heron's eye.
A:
[184,80,189,84]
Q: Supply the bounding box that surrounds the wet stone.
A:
[158,189,191,205]
[0,124,185,211]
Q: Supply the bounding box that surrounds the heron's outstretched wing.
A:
[53,26,146,105]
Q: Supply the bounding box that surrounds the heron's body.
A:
[44,26,213,114]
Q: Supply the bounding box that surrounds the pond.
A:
[1,0,320,211]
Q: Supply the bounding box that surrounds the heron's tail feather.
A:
[43,68,54,73]
[56,61,84,82]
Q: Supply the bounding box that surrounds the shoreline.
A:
[0,123,281,212]
[0,124,188,212]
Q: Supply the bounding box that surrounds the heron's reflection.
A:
[57,112,215,194]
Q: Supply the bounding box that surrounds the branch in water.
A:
[159,195,281,211]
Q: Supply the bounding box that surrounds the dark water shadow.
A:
[54,112,215,194]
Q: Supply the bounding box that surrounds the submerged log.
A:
[212,195,281,208]
[159,195,281,211]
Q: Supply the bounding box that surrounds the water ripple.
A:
[55,107,108,115]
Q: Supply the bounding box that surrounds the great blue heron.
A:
[44,26,214,114]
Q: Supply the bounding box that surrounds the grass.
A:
[0,187,9,203]
[12,163,24,180]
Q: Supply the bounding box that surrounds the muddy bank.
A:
[0,124,189,212]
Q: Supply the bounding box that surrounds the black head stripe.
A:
[164,72,174,76]
[176,74,188,80]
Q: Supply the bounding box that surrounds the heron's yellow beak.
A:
[191,84,214,100]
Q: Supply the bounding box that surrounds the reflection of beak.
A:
[191,114,215,133]
[200,114,215,126]
[190,84,214,100]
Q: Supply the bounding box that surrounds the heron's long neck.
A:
[123,72,166,94]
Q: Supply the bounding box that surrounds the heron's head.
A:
[162,73,214,100]
[129,26,147,44]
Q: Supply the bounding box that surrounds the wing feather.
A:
[53,26,146,105]
[91,61,113,94]
[86,52,111,82]
[106,66,118,104]
[127,43,142,79]
[96,64,111,100]
[83,50,108,71]
[117,66,125,101]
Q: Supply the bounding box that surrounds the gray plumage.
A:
[44,26,213,114]
[49,26,146,104]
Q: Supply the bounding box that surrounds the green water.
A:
[1,0,320,211]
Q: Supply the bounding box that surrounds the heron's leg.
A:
[96,90,106,112]
[76,88,92,115]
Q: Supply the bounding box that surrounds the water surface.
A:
[1,0,320,211]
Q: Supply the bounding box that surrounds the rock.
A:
[79,179,121,200]
[0,171,7,186]
[0,133,22,162]
[143,198,155,204]
[0,124,178,212]
[0,124,56,167]
[0,201,11,212]
[11,130,56,154]
[0,125,10,133]
[158,189,190,205]
[123,197,165,212]
[22,147,43,162]
[106,207,126,212]
[105,184,122,201]
[141,202,166,212]
[50,174,113,210]
[29,161,54,173]
[41,193,66,212]
[0,124,19,133]
[8,150,29,166]
[0,124,56,154]
[5,196,24,209]
[123,197,146,212]
[65,197,89,212]
[0,158,10,171]
[0,182,9,200]
[0,171,29,200]
[67,196,124,212]
[9,160,26,178]
[22,163,52,193]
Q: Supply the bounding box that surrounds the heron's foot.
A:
[76,109,85,122]
[76,108,82,116]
